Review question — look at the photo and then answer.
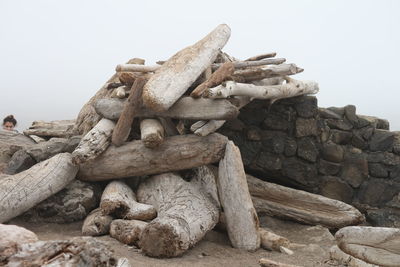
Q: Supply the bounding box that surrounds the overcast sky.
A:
[1,0,399,132]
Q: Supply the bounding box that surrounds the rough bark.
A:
[142,24,231,112]
[247,174,365,229]
[0,224,38,261]
[110,219,148,246]
[335,226,400,266]
[112,77,146,146]
[23,120,75,138]
[137,172,220,258]
[96,97,239,121]
[259,258,303,267]
[0,153,78,223]
[232,64,303,82]
[78,133,228,181]
[218,141,260,251]
[140,119,165,148]
[100,180,156,221]
[82,208,113,236]
[72,118,115,164]
[330,245,378,267]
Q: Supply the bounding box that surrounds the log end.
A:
[142,87,168,113]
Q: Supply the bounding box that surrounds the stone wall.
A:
[219,96,400,227]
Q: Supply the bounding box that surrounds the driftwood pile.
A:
[0,24,381,265]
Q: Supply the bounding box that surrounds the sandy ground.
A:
[10,216,340,267]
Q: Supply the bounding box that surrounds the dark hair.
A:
[3,115,17,126]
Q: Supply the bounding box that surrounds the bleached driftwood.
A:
[110,219,148,246]
[335,226,400,267]
[112,77,146,146]
[0,153,78,223]
[0,224,38,259]
[116,64,160,72]
[137,172,220,257]
[232,64,303,83]
[78,133,228,181]
[142,24,231,112]
[245,52,276,61]
[95,97,239,121]
[259,258,303,267]
[207,77,319,100]
[100,180,156,221]
[329,245,378,267]
[211,58,286,71]
[117,72,152,86]
[191,165,221,208]
[72,118,115,164]
[190,62,235,98]
[140,119,165,148]
[247,174,365,229]
[23,120,75,138]
[259,228,290,252]
[218,141,260,251]
[81,208,113,236]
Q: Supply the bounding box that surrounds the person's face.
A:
[3,122,15,131]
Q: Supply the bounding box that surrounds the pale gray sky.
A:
[1,0,399,132]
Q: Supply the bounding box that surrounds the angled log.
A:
[0,153,78,223]
[157,117,179,136]
[96,97,239,121]
[72,118,115,164]
[211,58,286,71]
[330,245,378,267]
[247,175,365,229]
[232,64,303,83]
[142,24,231,112]
[116,64,159,72]
[110,219,148,246]
[100,180,156,221]
[245,52,276,61]
[190,62,235,98]
[259,228,290,252]
[23,120,75,138]
[78,133,228,181]
[259,258,303,267]
[82,208,113,236]
[140,119,165,148]
[335,226,400,266]
[218,141,260,251]
[112,77,146,146]
[137,172,219,257]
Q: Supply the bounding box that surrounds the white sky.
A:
[1,0,399,132]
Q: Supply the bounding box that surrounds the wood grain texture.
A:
[81,208,113,236]
[110,219,148,246]
[140,119,164,148]
[23,120,75,138]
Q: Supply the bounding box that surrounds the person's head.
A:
[3,115,17,131]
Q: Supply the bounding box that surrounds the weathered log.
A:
[100,180,156,221]
[110,219,148,246]
[4,150,36,175]
[191,165,221,208]
[190,62,235,98]
[207,77,319,100]
[232,64,303,82]
[245,52,276,61]
[335,226,400,266]
[0,224,38,260]
[116,64,159,72]
[96,97,239,121]
[211,58,286,71]
[3,237,117,266]
[26,136,80,162]
[140,119,165,148]
[158,117,179,136]
[72,118,115,164]
[330,245,378,267]
[23,119,75,138]
[142,24,231,112]
[247,175,365,229]
[82,208,113,236]
[259,228,290,252]
[259,258,303,267]
[112,77,146,146]
[0,153,78,223]
[78,133,228,181]
[110,86,128,99]
[218,141,260,251]
[137,172,220,257]
[117,72,152,86]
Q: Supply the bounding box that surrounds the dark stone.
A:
[319,159,341,176]
[360,126,374,140]
[284,138,297,157]
[368,163,389,178]
[297,137,318,162]
[238,140,262,166]
[351,131,368,150]
[65,136,82,152]
[255,151,282,171]
[320,176,354,204]
[330,129,352,145]
[341,151,368,188]
[318,108,342,119]
[344,105,358,124]
[246,127,261,141]
[389,165,400,179]
[369,129,395,152]
[262,112,290,131]
[295,118,319,137]
[224,119,246,132]
[4,150,36,175]
[294,96,318,118]
[282,157,318,187]
[321,142,344,163]
[20,180,102,223]
[238,106,268,126]
[367,151,400,166]
[354,116,371,129]
[327,107,345,117]
[366,208,400,227]
[260,130,286,154]
[357,180,387,206]
[377,118,390,130]
[326,119,353,131]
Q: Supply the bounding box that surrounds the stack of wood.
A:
[0,24,365,261]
